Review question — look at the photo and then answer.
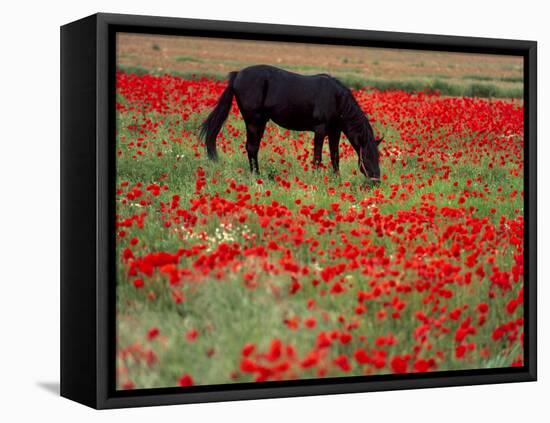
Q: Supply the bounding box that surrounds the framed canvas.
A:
[60,13,537,409]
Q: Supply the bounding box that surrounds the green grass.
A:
[338,75,522,98]
[463,74,523,84]
[174,55,205,63]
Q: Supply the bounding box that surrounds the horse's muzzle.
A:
[369,178,381,186]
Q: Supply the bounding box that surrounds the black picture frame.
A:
[60,12,537,409]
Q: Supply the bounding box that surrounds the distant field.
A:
[117,33,524,98]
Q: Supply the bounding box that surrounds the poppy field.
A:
[115,70,525,390]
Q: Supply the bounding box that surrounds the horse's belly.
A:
[270,117,311,131]
[269,110,316,132]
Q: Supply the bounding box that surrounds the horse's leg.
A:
[313,130,326,168]
[328,129,341,174]
[245,119,266,174]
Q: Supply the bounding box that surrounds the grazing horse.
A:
[200,65,382,182]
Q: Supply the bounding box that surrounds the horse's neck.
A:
[341,116,366,153]
[336,90,368,153]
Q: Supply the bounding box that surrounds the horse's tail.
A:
[199,71,238,160]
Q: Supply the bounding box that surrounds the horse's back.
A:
[233,65,342,129]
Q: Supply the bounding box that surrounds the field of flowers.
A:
[115,71,524,390]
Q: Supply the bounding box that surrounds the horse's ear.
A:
[375,136,384,146]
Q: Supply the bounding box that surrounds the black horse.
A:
[200,65,382,182]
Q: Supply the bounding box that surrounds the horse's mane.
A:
[324,76,375,148]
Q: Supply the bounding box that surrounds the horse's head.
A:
[359,136,383,184]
